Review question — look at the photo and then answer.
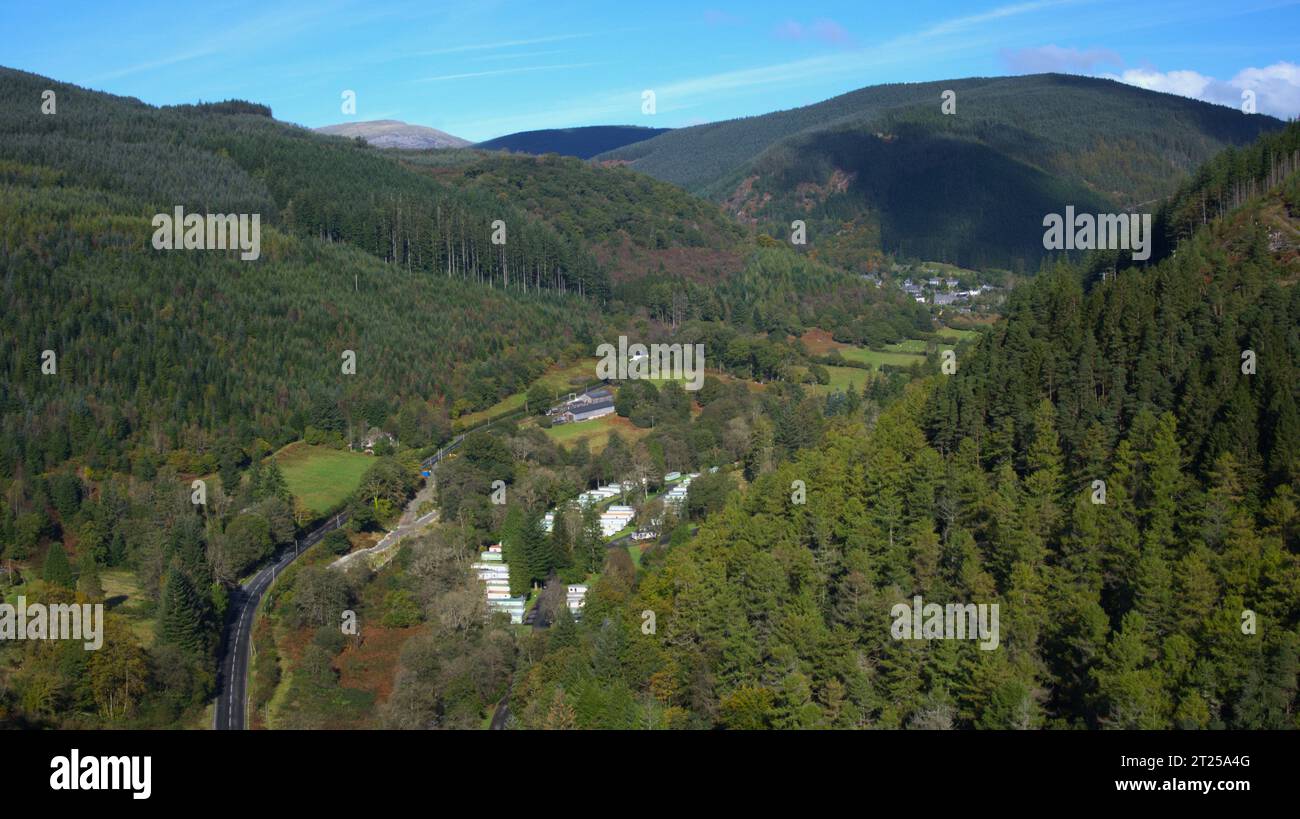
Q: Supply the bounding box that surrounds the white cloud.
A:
[1103,61,1300,118]
[1227,62,1300,117]
[1108,67,1216,98]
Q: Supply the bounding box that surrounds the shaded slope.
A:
[476,125,669,159]
[600,74,1283,269]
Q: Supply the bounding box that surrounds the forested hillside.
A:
[0,69,610,727]
[0,64,923,555]
[0,66,929,729]
[599,74,1283,270]
[0,65,923,341]
[0,173,601,478]
[1150,120,1300,265]
[0,68,608,299]
[399,149,921,330]
[401,149,746,284]
[0,65,620,480]
[506,128,1300,729]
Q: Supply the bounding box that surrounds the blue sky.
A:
[2,0,1297,141]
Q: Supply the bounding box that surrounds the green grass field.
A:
[456,392,528,429]
[540,411,651,452]
[884,329,979,353]
[456,358,599,429]
[811,365,873,396]
[883,339,928,353]
[648,370,758,396]
[837,347,926,369]
[544,419,603,443]
[272,443,374,517]
[896,260,982,278]
[100,569,156,645]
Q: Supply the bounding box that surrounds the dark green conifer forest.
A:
[504,126,1300,729]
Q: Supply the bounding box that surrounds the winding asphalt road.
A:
[213,512,345,730]
[212,437,465,730]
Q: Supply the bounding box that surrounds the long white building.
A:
[599,505,636,537]
[566,584,588,620]
[471,543,526,624]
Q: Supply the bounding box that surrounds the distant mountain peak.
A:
[314,119,471,150]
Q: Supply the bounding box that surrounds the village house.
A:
[548,387,615,425]
[566,584,588,619]
[355,426,396,454]
[558,398,615,425]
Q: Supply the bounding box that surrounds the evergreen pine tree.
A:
[744,417,775,481]
[499,506,530,597]
[550,508,572,570]
[549,604,578,649]
[581,503,605,574]
[1266,388,1300,487]
[77,549,103,599]
[1141,412,1184,558]
[261,461,291,502]
[217,441,242,497]
[42,542,74,588]
[1133,549,1174,635]
[247,459,264,502]
[161,565,208,657]
[1024,398,1065,539]
[522,508,552,586]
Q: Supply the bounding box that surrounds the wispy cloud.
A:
[440,0,1083,138]
[410,32,601,58]
[916,0,1082,39]
[415,62,604,83]
[95,47,221,82]
[92,3,344,82]
[471,49,570,62]
[637,0,1062,104]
